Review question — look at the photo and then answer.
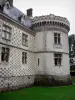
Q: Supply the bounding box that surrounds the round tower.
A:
[32,14,72,85]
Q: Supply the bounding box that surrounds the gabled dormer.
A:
[0,0,13,12]
[18,14,31,28]
[4,0,11,9]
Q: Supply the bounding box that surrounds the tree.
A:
[69,34,75,71]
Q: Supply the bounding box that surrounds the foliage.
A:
[70,65,75,72]
[69,34,75,71]
[72,77,75,83]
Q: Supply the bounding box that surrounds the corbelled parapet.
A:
[31,14,70,32]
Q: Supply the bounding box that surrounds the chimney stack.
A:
[7,0,13,6]
[27,8,33,17]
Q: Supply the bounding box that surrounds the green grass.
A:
[0,77,75,100]
[0,85,75,100]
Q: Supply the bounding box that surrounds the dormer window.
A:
[5,0,10,9]
[21,15,25,25]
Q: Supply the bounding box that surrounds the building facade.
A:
[0,0,72,91]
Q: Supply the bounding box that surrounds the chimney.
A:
[8,0,13,6]
[27,8,33,17]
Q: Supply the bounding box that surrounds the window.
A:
[22,52,27,64]
[22,33,28,46]
[54,33,61,44]
[38,58,40,66]
[1,47,10,62]
[54,53,62,66]
[2,25,12,40]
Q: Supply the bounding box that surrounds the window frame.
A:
[54,33,61,44]
[22,33,28,47]
[22,52,27,64]
[1,47,10,62]
[54,53,62,66]
[2,24,12,41]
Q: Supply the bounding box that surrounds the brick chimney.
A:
[27,8,33,17]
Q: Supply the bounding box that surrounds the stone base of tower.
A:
[34,75,72,86]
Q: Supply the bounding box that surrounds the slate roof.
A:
[3,6,31,28]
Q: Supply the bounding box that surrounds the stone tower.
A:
[32,14,72,85]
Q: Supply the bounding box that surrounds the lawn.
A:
[0,77,75,100]
[0,85,75,100]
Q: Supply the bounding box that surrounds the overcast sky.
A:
[13,0,75,35]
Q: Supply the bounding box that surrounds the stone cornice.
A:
[33,26,69,34]
[0,42,69,55]
[0,42,34,53]
[35,51,69,55]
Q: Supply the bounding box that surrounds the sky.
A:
[13,0,75,35]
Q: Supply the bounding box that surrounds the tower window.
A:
[54,33,61,44]
[54,53,62,66]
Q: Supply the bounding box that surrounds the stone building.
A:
[0,0,71,91]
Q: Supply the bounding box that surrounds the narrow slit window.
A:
[22,52,27,64]
[38,58,40,66]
